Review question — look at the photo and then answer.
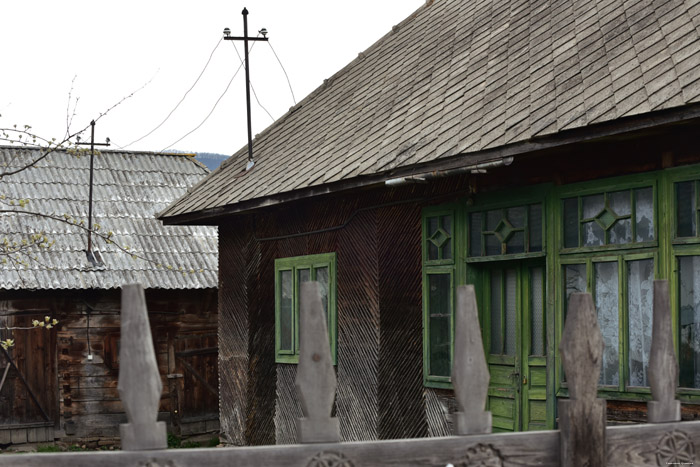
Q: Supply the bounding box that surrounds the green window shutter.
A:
[274,253,337,364]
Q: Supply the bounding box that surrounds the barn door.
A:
[483,262,547,432]
[168,331,218,435]
[0,316,56,426]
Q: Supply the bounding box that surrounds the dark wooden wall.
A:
[216,121,700,445]
[0,288,218,442]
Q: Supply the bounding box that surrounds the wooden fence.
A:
[0,281,698,466]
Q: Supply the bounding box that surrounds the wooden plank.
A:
[648,280,681,423]
[558,293,606,467]
[451,285,491,435]
[607,421,700,466]
[1,346,50,422]
[0,429,561,466]
[295,282,339,443]
[118,284,167,451]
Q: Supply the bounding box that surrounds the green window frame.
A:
[274,253,337,364]
[557,176,659,397]
[559,252,657,393]
[668,166,700,392]
[422,205,458,387]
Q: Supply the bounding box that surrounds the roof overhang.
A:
[160,103,700,226]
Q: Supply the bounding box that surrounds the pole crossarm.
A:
[224,36,268,42]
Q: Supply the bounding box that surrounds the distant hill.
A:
[195,152,229,170]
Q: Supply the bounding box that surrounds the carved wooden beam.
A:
[452,285,492,435]
[648,280,681,423]
[118,284,167,450]
[295,281,340,443]
[559,293,606,467]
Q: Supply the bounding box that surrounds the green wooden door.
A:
[483,262,548,432]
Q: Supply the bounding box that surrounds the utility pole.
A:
[223,7,268,167]
[76,120,110,261]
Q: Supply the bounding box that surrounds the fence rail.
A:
[0,280,698,466]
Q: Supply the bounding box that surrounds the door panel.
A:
[483,262,549,432]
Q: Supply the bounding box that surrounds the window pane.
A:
[428,242,439,260]
[609,218,632,245]
[676,181,696,237]
[428,217,438,236]
[679,256,700,388]
[565,264,587,308]
[441,215,452,236]
[635,188,654,242]
[469,212,482,256]
[442,238,452,260]
[298,268,310,284]
[583,194,604,219]
[505,269,517,356]
[428,274,451,377]
[279,270,293,352]
[627,259,654,387]
[507,206,525,228]
[490,271,502,354]
[595,262,620,386]
[316,267,329,323]
[563,198,579,248]
[609,190,631,216]
[531,267,545,356]
[486,234,501,256]
[506,231,525,254]
[529,204,543,252]
[583,221,605,247]
[486,210,501,230]
[427,217,439,260]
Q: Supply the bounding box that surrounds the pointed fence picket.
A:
[0,280,698,467]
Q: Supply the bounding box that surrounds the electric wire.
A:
[122,37,223,149]
[159,40,261,152]
[267,40,297,105]
[230,41,274,122]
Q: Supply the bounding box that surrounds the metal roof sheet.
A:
[160,0,700,221]
[0,147,218,290]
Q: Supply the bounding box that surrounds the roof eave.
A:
[160,103,700,226]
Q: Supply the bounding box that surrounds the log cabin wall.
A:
[217,123,700,444]
[0,287,218,445]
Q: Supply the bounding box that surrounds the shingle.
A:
[159,0,700,220]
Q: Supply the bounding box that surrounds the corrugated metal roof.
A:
[160,0,700,221]
[0,146,218,290]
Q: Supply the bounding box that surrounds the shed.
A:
[0,146,219,446]
[160,0,700,444]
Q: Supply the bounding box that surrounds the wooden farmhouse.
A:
[160,0,700,444]
[0,147,219,446]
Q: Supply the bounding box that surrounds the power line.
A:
[268,40,297,105]
[159,43,256,152]
[122,37,223,149]
[230,41,274,122]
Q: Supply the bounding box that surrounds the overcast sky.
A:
[1,1,425,156]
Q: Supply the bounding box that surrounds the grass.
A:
[36,445,62,453]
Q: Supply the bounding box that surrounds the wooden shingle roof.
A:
[160,0,700,223]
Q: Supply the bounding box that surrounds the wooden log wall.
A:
[0,288,218,444]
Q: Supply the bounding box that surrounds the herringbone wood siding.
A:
[337,210,380,441]
[217,220,251,445]
[217,180,471,444]
[377,203,429,439]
